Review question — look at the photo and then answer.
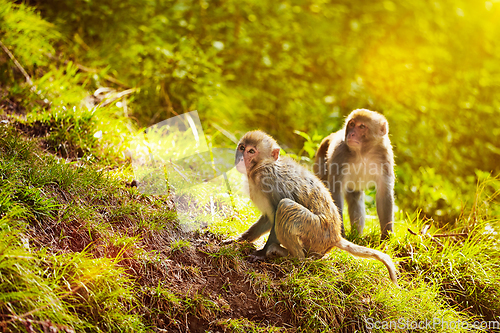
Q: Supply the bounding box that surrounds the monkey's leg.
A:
[346,190,366,236]
[274,198,326,258]
[376,185,394,240]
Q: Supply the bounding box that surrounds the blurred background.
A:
[2,0,500,226]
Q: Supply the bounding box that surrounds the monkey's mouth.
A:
[347,138,361,147]
[235,160,247,174]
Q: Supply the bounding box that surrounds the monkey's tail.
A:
[335,238,398,286]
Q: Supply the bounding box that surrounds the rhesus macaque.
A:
[314,109,395,240]
[234,130,397,285]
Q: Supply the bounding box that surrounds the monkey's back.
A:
[250,157,342,237]
[280,157,342,253]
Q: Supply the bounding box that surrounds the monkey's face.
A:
[235,143,259,174]
[345,119,368,149]
[344,110,389,150]
[236,131,281,174]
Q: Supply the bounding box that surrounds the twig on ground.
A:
[0,39,33,86]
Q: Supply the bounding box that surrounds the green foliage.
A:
[396,221,500,321]
[0,0,60,78]
[0,2,137,164]
[0,129,59,222]
[397,165,467,223]
[18,0,498,221]
[292,130,324,161]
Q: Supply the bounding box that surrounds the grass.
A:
[0,225,145,332]
[1,110,500,332]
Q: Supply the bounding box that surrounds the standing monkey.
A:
[234,130,397,285]
[314,109,395,239]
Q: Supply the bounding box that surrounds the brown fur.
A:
[235,130,398,285]
[314,109,395,239]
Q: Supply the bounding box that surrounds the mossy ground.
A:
[0,98,499,332]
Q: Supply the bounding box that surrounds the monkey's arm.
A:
[239,215,285,262]
[314,136,331,181]
[222,215,272,245]
[238,215,272,242]
[248,224,283,262]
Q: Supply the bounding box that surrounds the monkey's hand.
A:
[248,249,267,262]
[221,238,236,245]
[221,236,243,245]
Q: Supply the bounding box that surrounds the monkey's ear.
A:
[380,121,388,136]
[272,148,280,161]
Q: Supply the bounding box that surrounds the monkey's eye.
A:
[248,148,256,154]
[348,121,355,127]
[239,145,245,151]
[359,124,366,129]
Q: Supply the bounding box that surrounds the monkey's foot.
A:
[267,243,289,258]
[248,245,288,262]
[380,232,393,241]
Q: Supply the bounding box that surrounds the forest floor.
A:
[1,91,500,333]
